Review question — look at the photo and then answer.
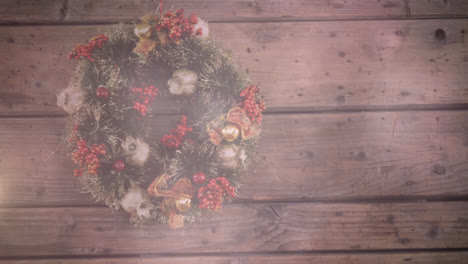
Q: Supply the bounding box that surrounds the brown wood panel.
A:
[0,0,407,24]
[409,0,468,18]
[1,111,467,207]
[1,202,468,256]
[0,0,64,24]
[1,20,468,116]
[63,0,409,23]
[2,0,468,24]
[3,252,468,264]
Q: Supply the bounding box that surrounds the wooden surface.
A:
[2,19,468,116]
[2,202,468,256]
[1,0,468,24]
[2,252,468,264]
[1,111,468,207]
[1,0,468,263]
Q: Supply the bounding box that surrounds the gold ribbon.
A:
[147,174,194,228]
[206,107,260,145]
[132,14,159,54]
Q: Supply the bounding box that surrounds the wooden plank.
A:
[1,20,468,116]
[2,0,468,24]
[1,202,468,256]
[0,0,408,24]
[1,111,467,207]
[3,252,468,264]
[409,0,468,18]
[64,0,409,23]
[0,1,64,24]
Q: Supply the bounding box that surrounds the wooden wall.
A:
[1,0,468,263]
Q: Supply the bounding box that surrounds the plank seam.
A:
[264,103,468,115]
[3,195,468,209]
[2,104,468,118]
[0,16,468,26]
[404,0,411,17]
[59,0,69,22]
[1,248,468,261]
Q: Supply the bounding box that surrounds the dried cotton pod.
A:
[57,86,88,114]
[136,201,155,219]
[120,186,153,217]
[121,136,150,167]
[167,69,198,96]
[217,144,241,170]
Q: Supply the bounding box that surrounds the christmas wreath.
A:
[57,9,265,229]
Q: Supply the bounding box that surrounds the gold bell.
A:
[221,124,240,142]
[175,194,192,213]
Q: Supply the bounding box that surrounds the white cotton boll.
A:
[167,69,198,96]
[121,136,150,167]
[217,144,240,170]
[167,78,184,95]
[182,83,197,96]
[194,18,209,39]
[120,186,152,216]
[136,202,155,219]
[56,86,88,114]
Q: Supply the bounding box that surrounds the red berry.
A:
[96,86,109,100]
[193,172,207,185]
[112,160,125,172]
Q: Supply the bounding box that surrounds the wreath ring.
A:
[57,9,265,229]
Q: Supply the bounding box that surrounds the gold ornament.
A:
[147,175,194,228]
[227,107,261,140]
[133,22,157,54]
[174,194,192,212]
[222,124,240,142]
[134,23,152,39]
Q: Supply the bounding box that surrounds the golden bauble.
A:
[134,23,152,39]
[221,124,240,142]
[175,194,192,213]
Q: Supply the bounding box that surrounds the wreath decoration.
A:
[57,9,265,229]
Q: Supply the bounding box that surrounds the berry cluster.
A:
[67,125,79,145]
[131,85,159,116]
[155,9,201,42]
[197,177,236,211]
[72,139,106,176]
[239,85,266,124]
[161,115,192,148]
[68,34,109,61]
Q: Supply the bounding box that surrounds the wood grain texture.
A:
[3,252,468,264]
[0,0,65,24]
[1,0,468,24]
[63,0,407,23]
[1,202,468,256]
[1,19,468,116]
[1,0,468,260]
[0,0,406,24]
[1,111,467,207]
[409,0,468,18]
